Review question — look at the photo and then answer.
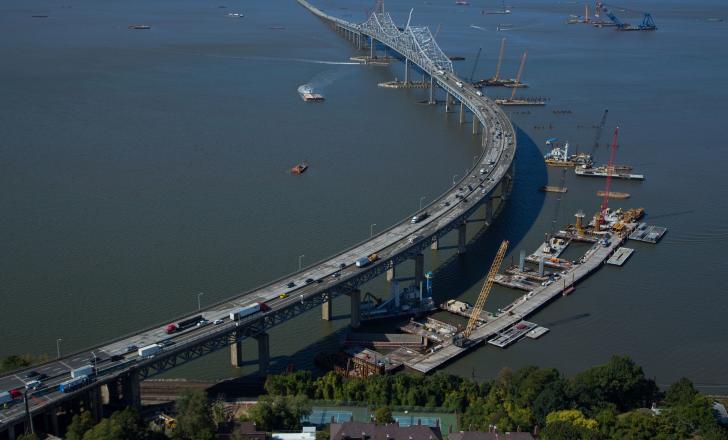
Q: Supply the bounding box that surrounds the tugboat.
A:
[291,162,308,174]
[543,138,592,167]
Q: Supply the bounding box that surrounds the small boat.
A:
[455,0,469,5]
[227,12,244,17]
[128,25,151,30]
[291,162,308,174]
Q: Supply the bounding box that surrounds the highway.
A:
[0,2,516,433]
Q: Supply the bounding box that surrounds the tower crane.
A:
[509,50,527,101]
[461,240,509,341]
[492,38,506,81]
[598,127,620,228]
[469,47,482,83]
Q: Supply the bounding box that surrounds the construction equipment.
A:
[598,127,620,228]
[509,50,527,101]
[590,108,608,155]
[462,240,509,339]
[595,2,657,31]
[550,168,568,236]
[493,38,506,81]
[469,47,482,83]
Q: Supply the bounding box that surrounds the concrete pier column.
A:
[121,371,141,409]
[89,386,103,421]
[519,250,526,272]
[457,222,467,254]
[50,408,60,437]
[472,117,480,135]
[431,238,439,250]
[429,75,435,104]
[6,423,15,440]
[413,253,425,286]
[230,341,244,368]
[255,333,270,376]
[322,296,332,321]
[349,289,361,329]
[386,265,396,282]
[445,92,451,112]
[404,58,410,84]
[370,36,374,58]
[459,102,465,124]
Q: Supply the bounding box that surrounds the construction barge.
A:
[575,165,644,180]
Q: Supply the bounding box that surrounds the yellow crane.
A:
[509,51,528,101]
[463,240,509,339]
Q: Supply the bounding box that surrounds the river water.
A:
[1,0,726,392]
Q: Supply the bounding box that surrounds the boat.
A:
[540,186,567,193]
[596,191,630,199]
[227,12,244,17]
[575,165,644,180]
[291,162,308,174]
[298,84,325,102]
[455,0,469,5]
[543,139,592,167]
[128,25,151,29]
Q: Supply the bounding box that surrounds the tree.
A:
[247,394,311,431]
[546,409,599,431]
[664,378,699,407]
[66,411,95,440]
[82,407,150,440]
[610,411,659,440]
[533,380,569,425]
[373,406,394,425]
[16,434,39,440]
[173,389,216,440]
[540,420,600,440]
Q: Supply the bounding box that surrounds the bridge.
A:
[0,2,516,439]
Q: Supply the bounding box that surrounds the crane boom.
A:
[463,240,509,338]
[470,47,482,83]
[591,108,608,155]
[510,50,527,101]
[493,38,506,80]
[599,127,620,227]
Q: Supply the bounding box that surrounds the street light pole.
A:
[197,292,204,311]
[298,254,305,271]
[452,174,459,185]
[23,388,34,434]
[370,223,377,237]
[56,338,62,360]
[419,196,427,210]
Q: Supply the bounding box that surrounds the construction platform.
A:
[495,98,546,106]
[378,80,429,89]
[629,223,668,243]
[488,321,538,348]
[606,247,634,266]
[344,332,426,348]
[526,326,550,339]
[493,274,538,291]
[540,186,568,193]
[403,221,641,373]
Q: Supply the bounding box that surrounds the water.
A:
[1,0,727,391]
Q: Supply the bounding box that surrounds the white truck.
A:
[71,365,95,379]
[138,344,163,358]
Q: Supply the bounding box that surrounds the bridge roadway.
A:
[0,2,516,435]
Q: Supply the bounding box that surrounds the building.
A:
[273,426,317,440]
[330,421,442,440]
[448,432,534,440]
[229,421,267,440]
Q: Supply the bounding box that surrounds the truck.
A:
[0,391,12,405]
[138,344,163,358]
[71,365,95,379]
[411,212,429,224]
[367,253,379,263]
[166,314,204,334]
[456,81,463,88]
[59,376,89,393]
[355,257,370,268]
[229,302,268,321]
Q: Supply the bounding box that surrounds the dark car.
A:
[110,355,124,362]
[305,278,314,284]
[126,345,138,353]
[286,281,295,288]
[24,371,39,379]
[339,263,346,269]
[160,340,175,347]
[37,373,48,381]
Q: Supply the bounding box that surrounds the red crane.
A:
[599,126,619,227]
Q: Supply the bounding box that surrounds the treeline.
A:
[0,354,47,374]
[263,355,728,440]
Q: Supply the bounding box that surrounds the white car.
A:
[213,319,224,325]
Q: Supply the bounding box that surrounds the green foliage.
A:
[0,354,46,374]
[664,377,699,407]
[16,434,40,440]
[247,394,312,431]
[540,420,600,440]
[66,411,95,440]
[373,406,394,425]
[610,411,660,440]
[82,407,149,440]
[546,409,598,431]
[173,389,216,440]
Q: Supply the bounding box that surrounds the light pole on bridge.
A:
[197,292,205,311]
[370,223,377,238]
[298,254,305,271]
[452,174,459,186]
[56,338,62,360]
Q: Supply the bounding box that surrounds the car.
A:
[286,281,295,288]
[196,319,210,327]
[333,271,341,278]
[37,373,48,381]
[305,278,314,284]
[24,371,39,379]
[160,340,175,347]
[213,319,224,325]
[339,263,346,269]
[279,293,289,299]
[9,389,22,398]
[126,345,138,353]
[316,279,323,283]
[110,355,124,362]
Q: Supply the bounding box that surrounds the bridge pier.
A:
[472,117,480,135]
[120,371,141,409]
[459,102,465,124]
[413,253,425,286]
[348,289,361,328]
[255,333,270,376]
[445,92,451,112]
[458,222,467,254]
[370,36,375,58]
[430,237,439,250]
[404,58,410,84]
[88,386,103,422]
[230,341,244,368]
[386,265,396,282]
[429,75,435,104]
[322,295,332,320]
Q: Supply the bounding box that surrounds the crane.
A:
[469,47,482,83]
[550,167,568,236]
[590,108,608,155]
[596,2,657,31]
[492,38,506,81]
[598,126,620,228]
[462,240,509,340]
[509,50,527,101]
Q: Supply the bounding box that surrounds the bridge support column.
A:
[349,289,361,329]
[429,75,435,104]
[458,222,467,254]
[50,407,60,437]
[121,371,141,409]
[459,102,465,124]
[404,58,410,84]
[370,36,374,58]
[322,295,332,321]
[413,253,425,286]
[230,341,244,368]
[472,117,479,135]
[89,386,103,422]
[485,197,494,224]
[5,423,16,440]
[445,92,451,112]
[431,238,439,250]
[255,333,270,376]
[386,265,396,282]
